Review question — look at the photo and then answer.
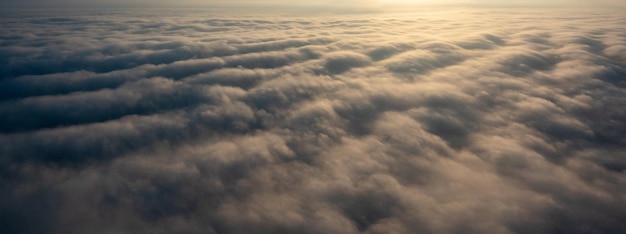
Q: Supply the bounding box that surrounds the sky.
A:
[2,0,626,8]
[1,2,626,234]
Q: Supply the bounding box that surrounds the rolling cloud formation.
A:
[1,8,626,234]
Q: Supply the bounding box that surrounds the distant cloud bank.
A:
[1,8,625,234]
[2,0,626,8]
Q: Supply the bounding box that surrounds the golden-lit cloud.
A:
[1,5,625,234]
[2,0,626,8]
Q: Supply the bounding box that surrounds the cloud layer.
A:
[1,8,626,234]
[2,0,626,8]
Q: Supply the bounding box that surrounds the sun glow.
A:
[381,0,441,3]
[376,0,459,6]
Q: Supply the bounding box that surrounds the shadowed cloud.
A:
[1,7,625,234]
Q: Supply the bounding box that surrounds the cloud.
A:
[3,0,626,8]
[1,7,626,234]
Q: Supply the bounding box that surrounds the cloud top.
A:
[1,8,626,234]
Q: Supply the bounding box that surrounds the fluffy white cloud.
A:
[1,7,625,234]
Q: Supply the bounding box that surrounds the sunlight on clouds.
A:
[0,6,625,234]
[2,0,626,8]
[378,0,450,4]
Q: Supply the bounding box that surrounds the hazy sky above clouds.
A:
[2,0,626,8]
